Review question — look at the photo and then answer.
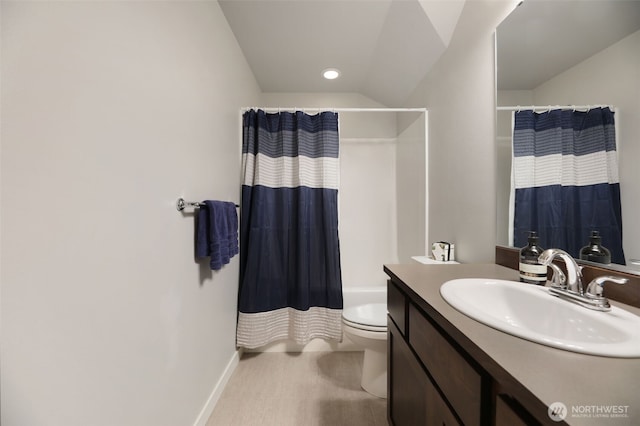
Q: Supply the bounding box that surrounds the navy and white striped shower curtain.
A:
[236,109,343,349]
[512,107,625,264]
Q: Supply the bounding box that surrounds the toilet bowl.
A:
[342,303,388,398]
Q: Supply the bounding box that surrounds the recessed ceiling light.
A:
[322,68,340,80]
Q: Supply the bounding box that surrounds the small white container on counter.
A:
[411,256,459,265]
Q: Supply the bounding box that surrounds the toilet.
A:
[342,303,388,398]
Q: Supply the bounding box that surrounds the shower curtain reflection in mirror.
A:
[510,107,625,264]
[236,109,343,349]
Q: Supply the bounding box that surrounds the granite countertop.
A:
[384,263,640,426]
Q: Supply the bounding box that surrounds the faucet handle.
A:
[585,276,628,298]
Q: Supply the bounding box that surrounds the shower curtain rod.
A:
[241,107,427,113]
[497,104,615,111]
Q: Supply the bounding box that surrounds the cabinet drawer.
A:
[409,303,482,426]
[387,280,406,336]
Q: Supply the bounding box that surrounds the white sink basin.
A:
[440,278,640,357]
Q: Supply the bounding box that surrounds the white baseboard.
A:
[193,349,242,426]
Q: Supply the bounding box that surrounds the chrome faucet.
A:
[538,248,628,311]
[538,248,583,294]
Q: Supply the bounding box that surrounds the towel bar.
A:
[176,198,239,211]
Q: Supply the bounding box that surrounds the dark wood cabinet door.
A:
[389,319,461,426]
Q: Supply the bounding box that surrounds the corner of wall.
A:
[193,349,242,426]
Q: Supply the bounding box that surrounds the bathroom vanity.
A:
[385,263,640,426]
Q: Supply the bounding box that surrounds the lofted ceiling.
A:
[219,0,640,104]
[497,0,640,90]
[219,0,465,107]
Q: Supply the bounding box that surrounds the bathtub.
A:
[342,285,387,309]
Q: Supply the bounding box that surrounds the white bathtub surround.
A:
[341,285,388,308]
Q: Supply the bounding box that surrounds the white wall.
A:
[532,30,640,263]
[339,117,398,286]
[396,113,427,261]
[405,0,516,263]
[1,2,260,425]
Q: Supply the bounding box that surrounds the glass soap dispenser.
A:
[579,231,611,264]
[519,231,547,285]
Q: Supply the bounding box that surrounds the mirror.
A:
[495,0,640,271]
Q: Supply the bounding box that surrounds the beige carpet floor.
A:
[206,351,388,426]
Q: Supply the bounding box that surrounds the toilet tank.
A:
[342,286,387,309]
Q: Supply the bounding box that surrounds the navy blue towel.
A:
[196,200,239,270]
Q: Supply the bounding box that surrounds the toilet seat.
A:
[342,303,387,332]
[343,318,387,333]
